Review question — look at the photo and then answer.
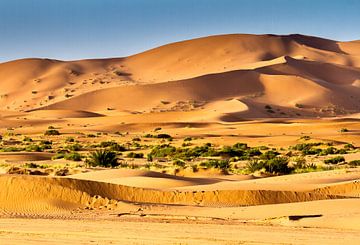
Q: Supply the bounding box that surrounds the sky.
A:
[0,0,359,62]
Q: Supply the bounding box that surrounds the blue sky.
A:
[0,0,359,62]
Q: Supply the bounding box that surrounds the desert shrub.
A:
[184,137,192,141]
[300,135,311,140]
[319,147,337,156]
[246,159,265,172]
[344,144,355,150]
[348,160,360,167]
[173,159,186,167]
[126,152,144,158]
[264,157,292,174]
[200,159,230,170]
[65,137,75,143]
[132,137,141,142]
[64,152,82,161]
[44,129,60,136]
[23,162,42,168]
[324,156,345,164]
[340,128,349,132]
[87,134,96,138]
[0,146,23,152]
[149,144,177,158]
[292,157,307,169]
[218,146,245,158]
[291,143,322,151]
[156,134,172,139]
[65,143,83,151]
[23,136,33,142]
[87,150,119,167]
[110,143,126,152]
[52,153,65,160]
[260,150,280,160]
[25,144,43,152]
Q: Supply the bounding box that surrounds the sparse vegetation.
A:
[44,129,60,136]
[86,150,119,168]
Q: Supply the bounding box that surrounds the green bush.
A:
[126,152,144,158]
[87,150,119,167]
[200,159,230,170]
[349,160,360,166]
[64,152,82,161]
[25,144,43,152]
[264,157,292,174]
[44,129,60,136]
[65,143,83,151]
[324,156,345,164]
[246,159,265,172]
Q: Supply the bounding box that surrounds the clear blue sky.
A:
[0,0,359,62]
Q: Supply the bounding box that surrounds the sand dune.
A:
[0,33,359,119]
[0,168,358,216]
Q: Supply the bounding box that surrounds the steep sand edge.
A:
[0,174,357,215]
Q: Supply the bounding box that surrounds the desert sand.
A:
[0,34,360,244]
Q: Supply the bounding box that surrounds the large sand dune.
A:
[0,34,359,119]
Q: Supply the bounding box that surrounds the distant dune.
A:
[0,34,359,120]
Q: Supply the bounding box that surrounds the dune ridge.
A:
[0,172,358,215]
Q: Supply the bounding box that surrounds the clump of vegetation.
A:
[64,152,82,161]
[126,152,144,158]
[99,141,126,152]
[86,150,119,168]
[65,137,75,143]
[245,157,292,174]
[44,129,60,136]
[340,128,349,133]
[25,144,43,152]
[65,143,83,151]
[324,156,345,164]
[348,160,360,167]
[200,159,230,171]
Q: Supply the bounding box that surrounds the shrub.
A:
[324,156,345,164]
[264,157,292,174]
[246,159,265,172]
[200,159,230,170]
[25,144,43,152]
[52,153,65,160]
[87,150,119,167]
[344,144,355,150]
[340,128,349,133]
[44,129,60,136]
[126,152,144,158]
[149,144,176,158]
[260,150,280,160]
[64,152,82,161]
[349,160,360,166]
[65,143,82,151]
[173,159,186,167]
[23,136,33,142]
[156,134,172,139]
[65,137,75,143]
